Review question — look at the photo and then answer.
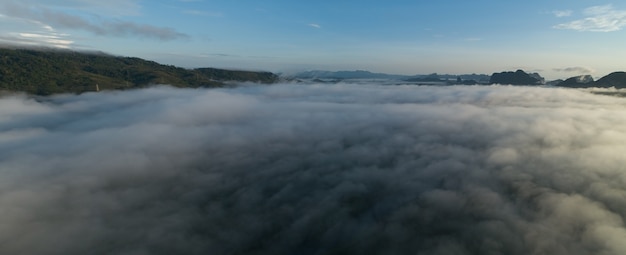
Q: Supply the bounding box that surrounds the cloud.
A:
[0,18,74,49]
[2,84,626,254]
[309,23,321,29]
[1,2,188,41]
[16,33,74,48]
[207,53,237,57]
[554,5,626,32]
[553,10,573,17]
[0,14,74,48]
[98,21,189,40]
[554,66,595,73]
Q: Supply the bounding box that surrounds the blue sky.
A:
[1,0,626,79]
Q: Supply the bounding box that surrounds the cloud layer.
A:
[555,5,626,32]
[2,84,626,254]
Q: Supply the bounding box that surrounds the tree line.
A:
[0,48,279,95]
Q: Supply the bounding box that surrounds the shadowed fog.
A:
[2,84,626,255]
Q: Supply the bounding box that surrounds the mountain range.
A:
[287,70,491,84]
[0,47,278,95]
[292,69,626,89]
[554,72,626,89]
[2,47,626,95]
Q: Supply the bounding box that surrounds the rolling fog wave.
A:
[2,84,626,255]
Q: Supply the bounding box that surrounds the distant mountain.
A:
[290,69,626,88]
[0,48,279,95]
[290,70,492,84]
[556,75,594,88]
[595,72,626,88]
[290,70,407,80]
[456,74,491,84]
[529,72,545,84]
[546,79,564,86]
[556,72,626,88]
[489,70,542,85]
[405,73,443,82]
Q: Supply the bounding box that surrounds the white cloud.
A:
[554,5,626,32]
[0,11,75,48]
[553,10,573,18]
[309,23,321,29]
[584,5,614,16]
[16,32,74,48]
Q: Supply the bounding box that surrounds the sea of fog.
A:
[2,83,626,255]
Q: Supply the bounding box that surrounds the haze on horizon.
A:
[1,0,625,80]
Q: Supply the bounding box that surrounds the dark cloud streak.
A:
[2,84,626,254]
[2,2,188,41]
[554,66,594,73]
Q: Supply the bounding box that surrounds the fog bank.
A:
[2,84,626,255]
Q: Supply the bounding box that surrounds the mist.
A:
[2,84,626,255]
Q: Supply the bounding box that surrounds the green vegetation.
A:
[0,48,279,95]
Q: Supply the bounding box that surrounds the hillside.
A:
[556,75,594,88]
[594,72,626,88]
[489,70,542,85]
[556,72,626,88]
[0,48,279,95]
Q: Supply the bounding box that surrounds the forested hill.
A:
[0,48,279,95]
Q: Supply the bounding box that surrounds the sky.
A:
[1,0,626,79]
